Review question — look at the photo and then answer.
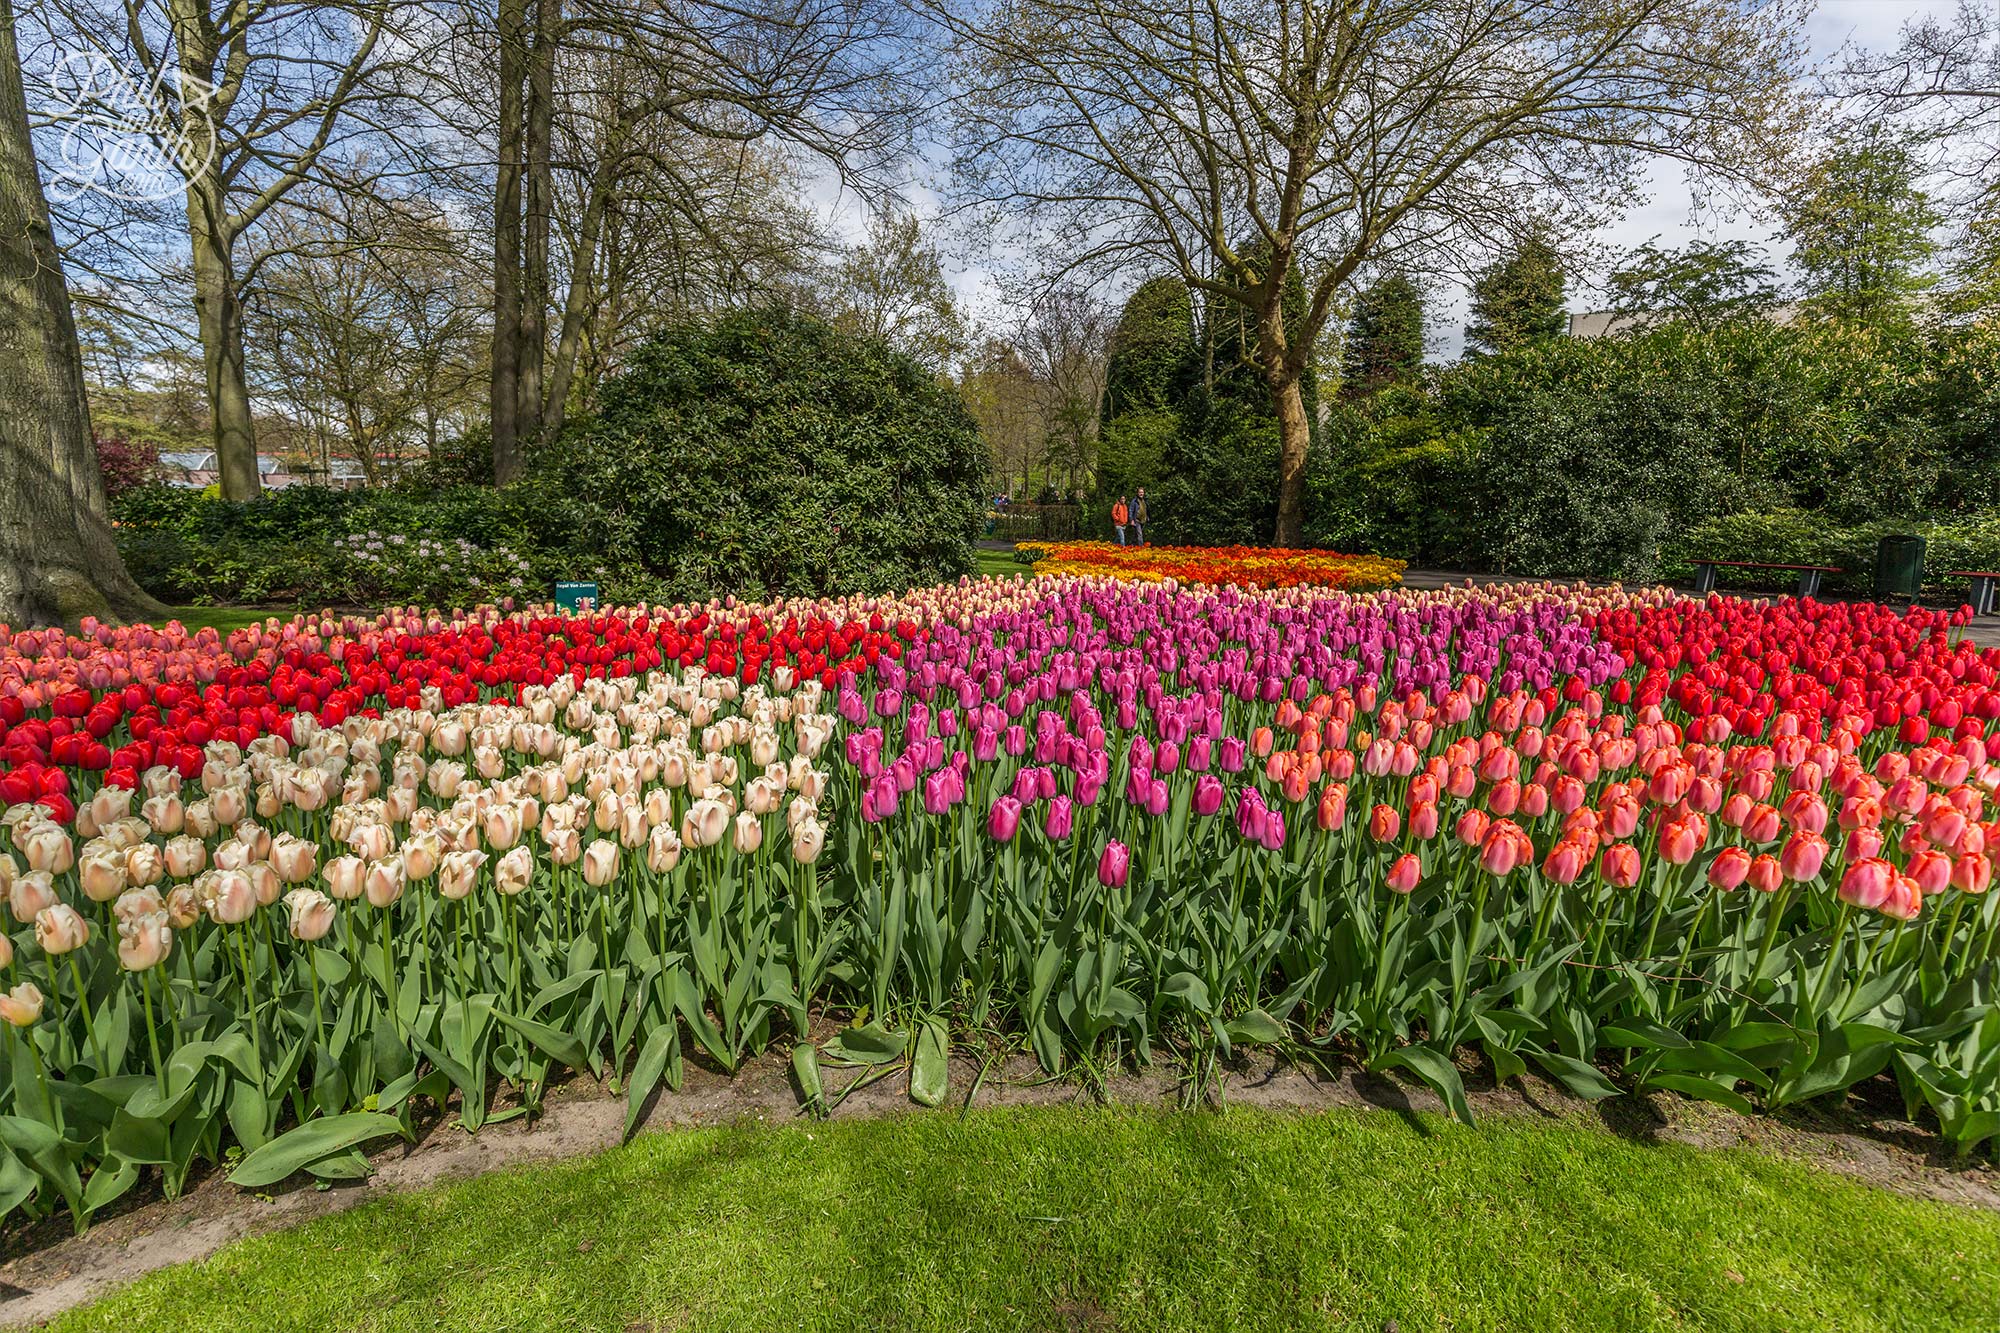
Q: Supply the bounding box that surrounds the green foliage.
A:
[1339,274,1425,397]
[1100,276,1195,420]
[1784,131,1942,328]
[1665,508,2000,597]
[109,484,664,610]
[543,306,984,600]
[1465,235,1567,356]
[1317,317,2000,579]
[1308,386,1479,564]
[1153,392,1282,545]
[1093,407,1177,517]
[1607,239,1781,330]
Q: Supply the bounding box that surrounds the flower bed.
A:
[1013,540,1407,590]
[0,579,1996,1231]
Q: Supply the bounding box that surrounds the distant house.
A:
[1567,302,1803,339]
[157,452,290,489]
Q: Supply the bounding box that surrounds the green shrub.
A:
[541,306,984,601]
[1667,509,2000,598]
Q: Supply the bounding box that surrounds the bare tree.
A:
[479,0,935,483]
[945,0,1808,543]
[1843,0,2000,199]
[816,213,970,367]
[0,0,163,625]
[1014,285,1108,494]
[35,0,425,500]
[245,188,485,486]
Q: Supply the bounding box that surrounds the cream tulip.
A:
[35,904,91,955]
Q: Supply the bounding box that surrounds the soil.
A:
[0,1050,1993,1328]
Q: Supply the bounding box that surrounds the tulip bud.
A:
[1386,853,1422,894]
[790,817,825,864]
[116,912,174,971]
[496,844,535,895]
[0,982,45,1027]
[1097,840,1131,889]
[34,903,91,954]
[284,888,338,941]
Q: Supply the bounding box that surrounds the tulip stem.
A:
[140,967,167,1096]
[1734,883,1793,1023]
[236,926,265,1070]
[67,955,110,1074]
[379,908,401,1039]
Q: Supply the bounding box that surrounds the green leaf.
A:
[1223,1009,1285,1046]
[823,1023,907,1066]
[82,1155,141,1212]
[227,1112,407,1189]
[490,1008,591,1073]
[1379,1047,1474,1125]
[1530,1050,1623,1101]
[1601,1018,1692,1051]
[1642,1072,1756,1117]
[624,1026,681,1144]
[1161,971,1212,1014]
[1483,1039,1527,1085]
[305,1150,375,1182]
[910,1023,949,1108]
[791,1042,823,1117]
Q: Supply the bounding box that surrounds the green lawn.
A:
[161,605,276,635]
[48,1106,2000,1333]
[976,547,1031,578]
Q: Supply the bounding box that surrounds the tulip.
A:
[438,848,487,900]
[77,847,128,903]
[116,913,174,971]
[33,903,90,955]
[208,868,259,923]
[1778,831,1828,884]
[496,844,535,895]
[582,839,623,885]
[1367,803,1400,843]
[0,983,45,1027]
[987,796,1022,843]
[1908,850,1951,896]
[1951,853,1990,895]
[269,833,318,884]
[1192,774,1224,817]
[1745,853,1783,894]
[1706,846,1752,891]
[1659,817,1703,866]
[1453,809,1490,847]
[681,798,729,849]
[1540,839,1587,885]
[790,817,826,864]
[1045,795,1075,841]
[1599,843,1642,888]
[1386,853,1421,894]
[1097,840,1131,889]
[1838,858,1895,911]
[362,858,406,909]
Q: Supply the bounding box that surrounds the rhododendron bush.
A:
[1,578,1997,1231]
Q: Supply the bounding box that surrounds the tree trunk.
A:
[1270,373,1310,547]
[518,0,556,443]
[188,196,258,500]
[0,0,167,626]
[543,151,619,441]
[490,0,526,484]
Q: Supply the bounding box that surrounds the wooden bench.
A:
[1948,571,2000,615]
[1689,559,1841,599]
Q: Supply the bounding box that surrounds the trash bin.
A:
[1873,535,1926,602]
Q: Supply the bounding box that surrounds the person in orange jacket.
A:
[1111,496,1130,545]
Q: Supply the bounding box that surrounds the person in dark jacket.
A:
[1131,488,1149,544]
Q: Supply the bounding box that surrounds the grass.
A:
[160,606,276,635]
[975,547,1032,578]
[47,1105,2000,1333]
